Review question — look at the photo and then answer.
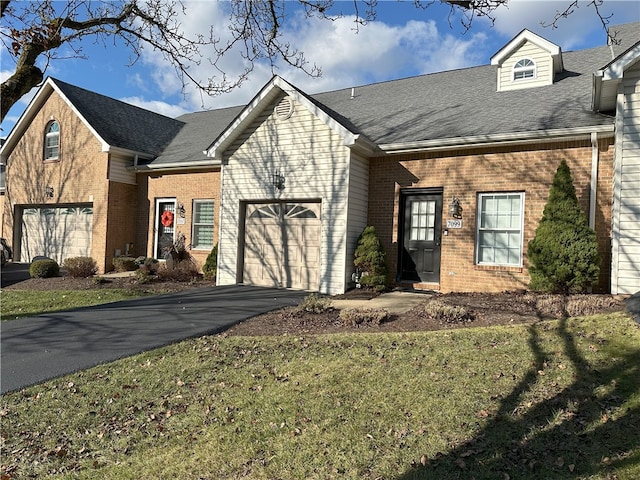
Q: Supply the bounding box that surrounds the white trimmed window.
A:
[513,58,536,81]
[44,121,60,160]
[191,199,215,250]
[476,193,524,266]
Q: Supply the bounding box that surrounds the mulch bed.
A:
[4,276,628,337]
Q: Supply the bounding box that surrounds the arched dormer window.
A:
[44,121,60,160]
[513,58,536,81]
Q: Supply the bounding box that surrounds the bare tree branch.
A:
[0,0,621,124]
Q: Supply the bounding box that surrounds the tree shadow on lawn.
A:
[397,317,640,480]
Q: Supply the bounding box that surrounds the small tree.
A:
[527,159,600,293]
[354,226,387,291]
[202,243,218,281]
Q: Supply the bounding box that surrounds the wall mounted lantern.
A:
[272,170,286,190]
[177,202,186,218]
[45,186,54,199]
[449,197,462,219]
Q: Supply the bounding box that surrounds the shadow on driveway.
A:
[1,285,306,394]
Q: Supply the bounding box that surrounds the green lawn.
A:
[0,289,149,321]
[1,312,638,479]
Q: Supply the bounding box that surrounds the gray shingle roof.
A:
[312,44,617,145]
[145,106,243,166]
[61,21,637,168]
[52,78,185,157]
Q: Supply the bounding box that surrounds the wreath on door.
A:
[161,210,174,227]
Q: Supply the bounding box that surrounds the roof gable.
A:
[490,29,563,92]
[205,75,379,160]
[1,77,184,162]
[491,29,563,72]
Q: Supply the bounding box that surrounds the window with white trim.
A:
[44,121,60,160]
[191,199,214,250]
[476,193,524,266]
[513,58,536,81]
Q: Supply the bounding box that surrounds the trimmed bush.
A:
[421,300,474,324]
[63,256,98,278]
[29,259,60,278]
[527,160,600,293]
[298,293,333,314]
[202,244,218,280]
[112,256,137,272]
[135,256,159,273]
[339,308,389,327]
[354,226,388,291]
[156,260,200,282]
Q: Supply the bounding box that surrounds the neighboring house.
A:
[1,22,638,295]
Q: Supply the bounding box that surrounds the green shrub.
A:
[354,226,388,291]
[421,300,474,324]
[63,256,98,278]
[527,160,600,294]
[202,244,218,280]
[112,256,137,272]
[297,293,333,314]
[135,268,154,284]
[29,259,60,278]
[339,308,389,327]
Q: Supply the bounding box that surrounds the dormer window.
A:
[513,58,536,81]
[44,121,59,160]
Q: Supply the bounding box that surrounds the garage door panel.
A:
[243,202,321,290]
[20,205,93,264]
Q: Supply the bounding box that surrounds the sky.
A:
[1,0,639,136]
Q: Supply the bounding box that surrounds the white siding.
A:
[498,41,554,92]
[344,152,370,288]
[109,154,136,185]
[217,93,353,295]
[612,63,640,295]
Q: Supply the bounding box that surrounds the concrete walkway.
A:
[1,285,306,394]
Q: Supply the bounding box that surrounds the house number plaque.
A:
[446,219,463,229]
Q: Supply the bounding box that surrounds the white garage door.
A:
[243,202,321,290]
[20,205,93,264]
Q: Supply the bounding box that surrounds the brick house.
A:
[2,22,639,295]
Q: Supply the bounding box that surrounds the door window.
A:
[409,200,436,241]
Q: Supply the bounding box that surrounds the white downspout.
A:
[589,132,598,229]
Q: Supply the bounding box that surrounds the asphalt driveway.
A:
[1,285,306,394]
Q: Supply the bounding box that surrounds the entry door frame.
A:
[398,188,443,284]
[153,198,177,260]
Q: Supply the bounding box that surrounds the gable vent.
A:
[274,97,294,120]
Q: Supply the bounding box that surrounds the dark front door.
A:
[400,193,442,283]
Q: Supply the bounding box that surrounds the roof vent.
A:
[274,97,294,120]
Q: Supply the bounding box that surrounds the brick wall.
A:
[368,138,614,293]
[2,92,109,268]
[105,181,138,271]
[137,169,222,269]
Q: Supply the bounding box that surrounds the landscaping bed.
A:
[3,275,627,335]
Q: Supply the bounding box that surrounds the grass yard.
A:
[0,290,149,321]
[1,312,639,479]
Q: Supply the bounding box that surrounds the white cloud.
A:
[490,0,635,50]
[135,4,492,115]
[119,97,190,118]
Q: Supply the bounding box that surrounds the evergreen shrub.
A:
[29,259,60,278]
[112,256,137,272]
[202,244,218,280]
[527,159,600,293]
[354,226,388,291]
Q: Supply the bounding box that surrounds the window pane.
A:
[192,200,214,249]
[477,193,523,266]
